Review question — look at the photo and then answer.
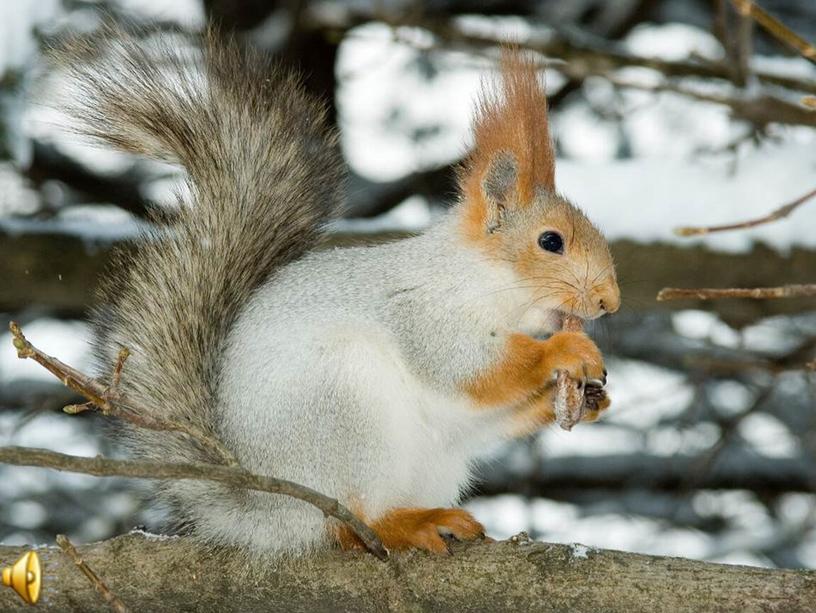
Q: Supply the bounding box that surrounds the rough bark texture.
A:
[0,533,813,612]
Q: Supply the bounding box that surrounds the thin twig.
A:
[63,401,94,415]
[657,285,816,301]
[730,0,816,64]
[734,4,754,86]
[56,534,129,613]
[9,322,238,467]
[674,186,816,236]
[10,321,108,407]
[713,0,730,60]
[2,447,388,560]
[110,348,129,392]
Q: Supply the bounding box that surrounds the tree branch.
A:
[56,535,128,613]
[731,0,816,64]
[0,446,387,561]
[657,284,816,301]
[0,532,812,612]
[8,322,238,467]
[605,76,816,128]
[733,2,754,86]
[309,6,816,96]
[674,186,816,236]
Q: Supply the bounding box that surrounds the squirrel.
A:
[54,28,620,557]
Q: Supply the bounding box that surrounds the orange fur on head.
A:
[459,50,555,227]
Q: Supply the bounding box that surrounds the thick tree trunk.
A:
[0,533,813,612]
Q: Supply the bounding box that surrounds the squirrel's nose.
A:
[596,280,620,315]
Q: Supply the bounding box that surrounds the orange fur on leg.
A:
[333,507,485,554]
[511,387,557,436]
[463,331,605,408]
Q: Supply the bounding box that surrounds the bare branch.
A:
[63,401,94,415]
[730,0,816,64]
[657,285,816,301]
[715,0,750,86]
[3,532,814,612]
[403,7,812,131]
[0,446,388,560]
[10,321,109,408]
[606,76,816,128]
[713,0,730,63]
[9,322,238,467]
[733,3,754,86]
[56,535,129,613]
[309,7,816,96]
[674,186,816,236]
[110,347,130,391]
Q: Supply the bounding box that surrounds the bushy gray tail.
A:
[53,28,342,524]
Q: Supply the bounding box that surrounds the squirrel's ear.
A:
[482,151,518,233]
[459,51,554,241]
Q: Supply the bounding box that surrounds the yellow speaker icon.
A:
[2,551,41,605]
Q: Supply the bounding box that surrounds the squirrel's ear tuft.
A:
[482,151,518,232]
[459,49,555,233]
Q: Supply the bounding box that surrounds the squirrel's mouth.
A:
[555,301,608,323]
[521,307,600,337]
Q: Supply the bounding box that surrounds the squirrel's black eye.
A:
[538,231,564,254]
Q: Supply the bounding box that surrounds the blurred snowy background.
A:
[1,0,816,570]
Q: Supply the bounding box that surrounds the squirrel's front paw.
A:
[582,383,611,421]
[542,331,605,383]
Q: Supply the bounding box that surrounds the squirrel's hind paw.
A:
[335,507,486,555]
[375,507,485,554]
